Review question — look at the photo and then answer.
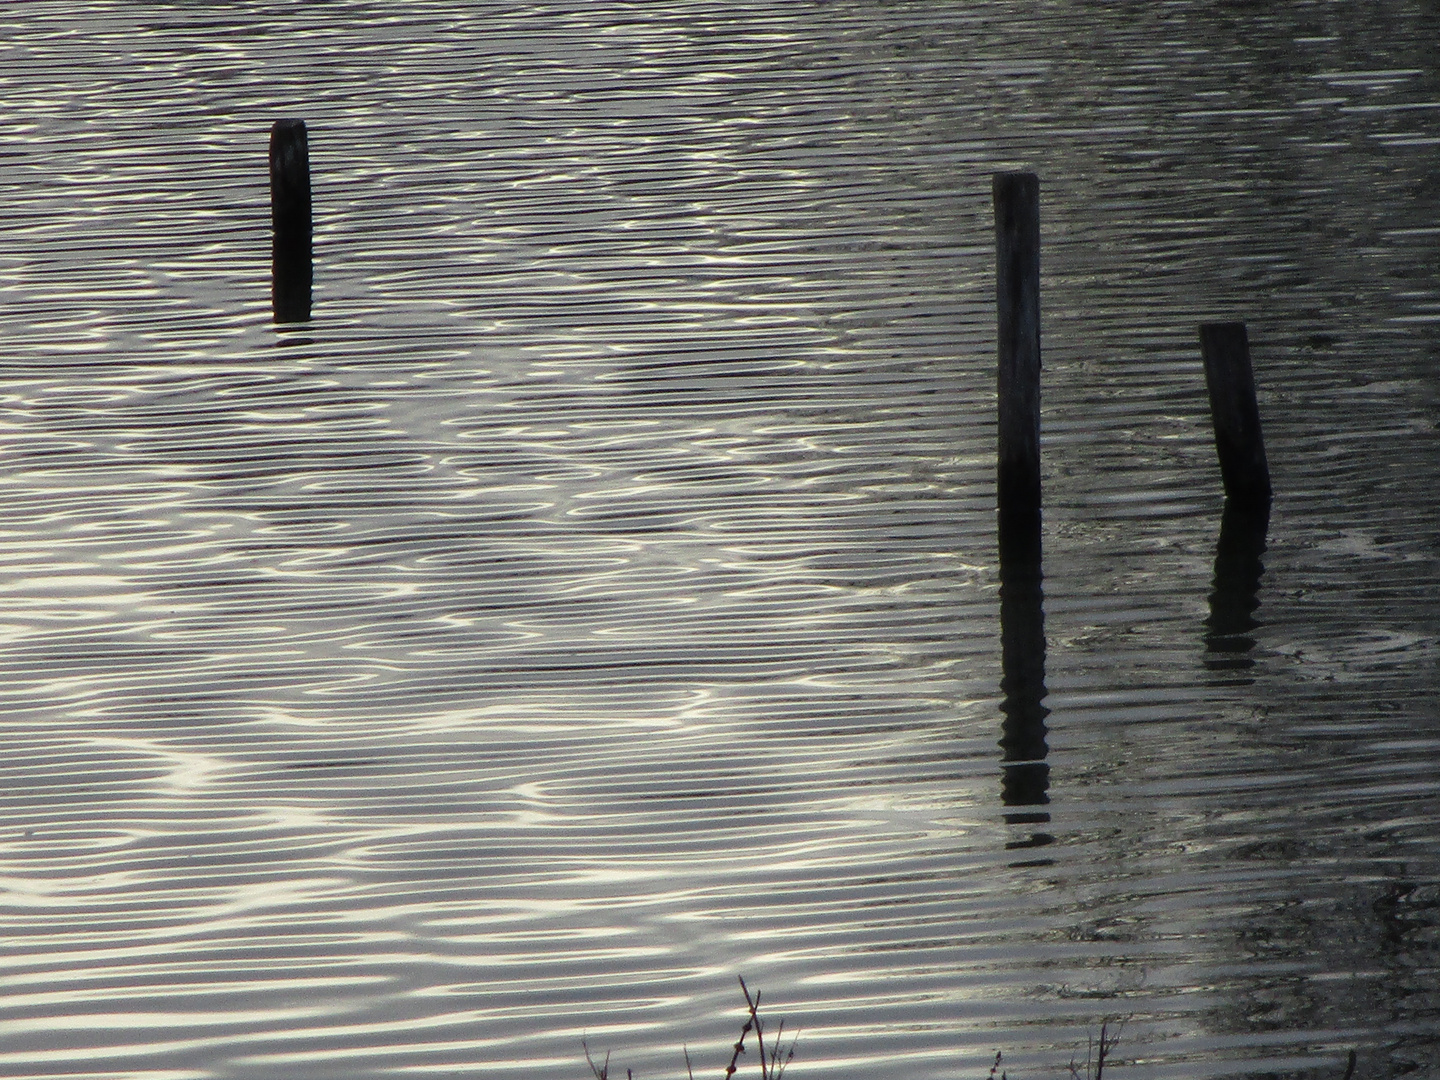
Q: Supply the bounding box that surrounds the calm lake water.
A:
[1,3,1438,1078]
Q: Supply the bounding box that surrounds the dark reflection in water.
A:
[1204,500,1271,677]
[998,512,1051,857]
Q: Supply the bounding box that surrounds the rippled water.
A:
[1,3,1438,1078]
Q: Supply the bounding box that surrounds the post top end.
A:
[1199,322,1250,352]
[992,170,1039,190]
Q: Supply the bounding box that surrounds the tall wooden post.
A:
[270,119,312,323]
[1199,322,1270,508]
[993,172,1042,530]
[993,173,1049,857]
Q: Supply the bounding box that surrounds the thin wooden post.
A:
[1199,322,1270,508]
[270,119,312,323]
[993,172,1042,526]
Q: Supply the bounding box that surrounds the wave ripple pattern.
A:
[1,3,1438,1079]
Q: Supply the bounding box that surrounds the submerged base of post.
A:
[1199,322,1270,509]
[998,505,1050,850]
[270,119,312,323]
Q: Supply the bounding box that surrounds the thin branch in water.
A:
[582,1040,609,1080]
[739,977,768,1079]
[723,1009,755,1079]
[1065,1020,1123,1080]
[1095,1018,1125,1080]
[581,977,794,1080]
[767,1019,789,1079]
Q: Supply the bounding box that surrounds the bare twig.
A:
[767,1019,789,1079]
[1063,1020,1124,1080]
[582,1040,609,1080]
[1341,1049,1357,1080]
[723,1010,755,1079]
[1095,1018,1125,1080]
[582,978,795,1080]
[739,978,770,1079]
[773,1019,798,1078]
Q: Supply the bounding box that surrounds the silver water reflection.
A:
[1,2,1438,1078]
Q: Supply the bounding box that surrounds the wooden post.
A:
[993,172,1042,525]
[993,173,1049,847]
[1199,322,1270,508]
[270,119,312,323]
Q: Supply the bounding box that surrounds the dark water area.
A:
[0,2,1437,1077]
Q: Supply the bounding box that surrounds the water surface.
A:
[1,3,1437,1078]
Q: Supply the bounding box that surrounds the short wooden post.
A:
[993,172,1042,524]
[1199,322,1270,508]
[270,119,312,323]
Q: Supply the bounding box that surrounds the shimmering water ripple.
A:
[0,2,1437,1078]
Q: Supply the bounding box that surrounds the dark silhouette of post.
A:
[999,512,1051,856]
[270,119,312,323]
[994,172,1042,530]
[1204,500,1270,675]
[1199,322,1270,508]
[992,173,1047,858]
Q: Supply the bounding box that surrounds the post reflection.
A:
[998,512,1052,857]
[1204,500,1270,677]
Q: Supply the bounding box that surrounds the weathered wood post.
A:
[993,171,1042,536]
[269,119,312,323]
[1199,322,1270,508]
[992,172,1049,854]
